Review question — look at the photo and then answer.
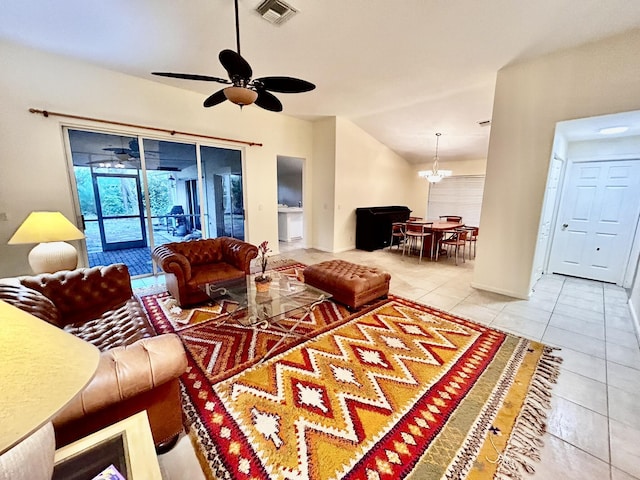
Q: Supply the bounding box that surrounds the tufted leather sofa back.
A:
[166,238,223,266]
[20,264,135,327]
[0,282,62,326]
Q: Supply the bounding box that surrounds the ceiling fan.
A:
[102,139,140,161]
[152,0,315,112]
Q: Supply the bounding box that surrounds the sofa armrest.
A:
[152,245,192,281]
[53,334,188,426]
[220,237,258,274]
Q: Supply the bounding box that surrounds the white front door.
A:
[548,159,640,283]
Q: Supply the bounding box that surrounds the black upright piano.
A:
[355,206,411,251]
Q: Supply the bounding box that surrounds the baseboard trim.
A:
[470,282,530,300]
[629,298,640,345]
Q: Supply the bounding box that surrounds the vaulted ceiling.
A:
[2,0,640,164]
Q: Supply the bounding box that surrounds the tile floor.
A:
[139,246,640,480]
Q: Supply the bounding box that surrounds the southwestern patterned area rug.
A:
[141,275,561,480]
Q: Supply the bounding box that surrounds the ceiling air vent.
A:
[256,0,298,25]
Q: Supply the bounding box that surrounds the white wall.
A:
[473,28,640,299]
[333,117,421,252]
[0,40,314,276]
[311,117,337,252]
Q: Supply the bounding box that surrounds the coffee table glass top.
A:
[200,270,331,327]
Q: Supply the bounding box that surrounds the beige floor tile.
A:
[607,361,640,395]
[527,288,561,304]
[553,302,605,325]
[557,292,604,313]
[610,419,640,479]
[608,385,640,430]
[612,467,640,480]
[607,343,640,370]
[511,295,558,313]
[532,279,564,296]
[542,326,606,359]
[562,278,604,293]
[605,290,631,305]
[158,434,206,480]
[553,369,608,415]
[607,326,640,349]
[389,284,432,301]
[490,311,547,341]
[417,291,462,311]
[559,347,607,383]
[461,290,512,313]
[607,303,634,319]
[549,312,605,340]
[547,396,609,462]
[607,313,636,333]
[501,302,552,324]
[449,303,499,326]
[530,433,610,480]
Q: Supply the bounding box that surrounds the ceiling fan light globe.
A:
[224,86,258,106]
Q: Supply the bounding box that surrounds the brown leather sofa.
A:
[152,237,258,307]
[0,264,188,450]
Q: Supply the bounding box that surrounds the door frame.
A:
[546,155,640,286]
[92,172,147,251]
[62,123,248,274]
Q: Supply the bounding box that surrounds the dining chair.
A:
[408,216,423,221]
[403,222,433,263]
[463,226,479,259]
[440,228,468,265]
[439,215,462,223]
[388,222,406,251]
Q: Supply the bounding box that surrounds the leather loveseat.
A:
[0,264,188,450]
[152,237,258,307]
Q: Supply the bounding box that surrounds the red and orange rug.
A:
[141,281,560,480]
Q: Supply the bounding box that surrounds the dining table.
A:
[409,220,464,260]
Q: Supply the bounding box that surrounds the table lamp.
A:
[7,211,85,274]
[0,300,100,480]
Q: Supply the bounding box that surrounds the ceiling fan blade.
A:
[219,49,252,80]
[254,90,283,112]
[255,76,316,93]
[152,72,230,84]
[103,147,128,154]
[203,89,228,108]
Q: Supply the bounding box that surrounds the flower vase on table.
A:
[254,240,272,293]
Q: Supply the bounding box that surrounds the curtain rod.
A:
[28,108,263,147]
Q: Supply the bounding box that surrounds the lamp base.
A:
[28,241,79,274]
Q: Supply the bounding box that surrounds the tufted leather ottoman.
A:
[303,260,391,310]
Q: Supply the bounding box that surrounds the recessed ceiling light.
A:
[599,126,629,135]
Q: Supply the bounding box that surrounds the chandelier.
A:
[418,133,452,183]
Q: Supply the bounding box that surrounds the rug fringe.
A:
[494,347,563,479]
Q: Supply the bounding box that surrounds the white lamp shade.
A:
[0,300,100,455]
[8,211,84,244]
[8,211,85,274]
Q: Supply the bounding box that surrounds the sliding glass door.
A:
[66,128,245,277]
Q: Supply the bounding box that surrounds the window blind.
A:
[427,175,485,227]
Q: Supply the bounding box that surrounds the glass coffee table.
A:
[200,270,331,361]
